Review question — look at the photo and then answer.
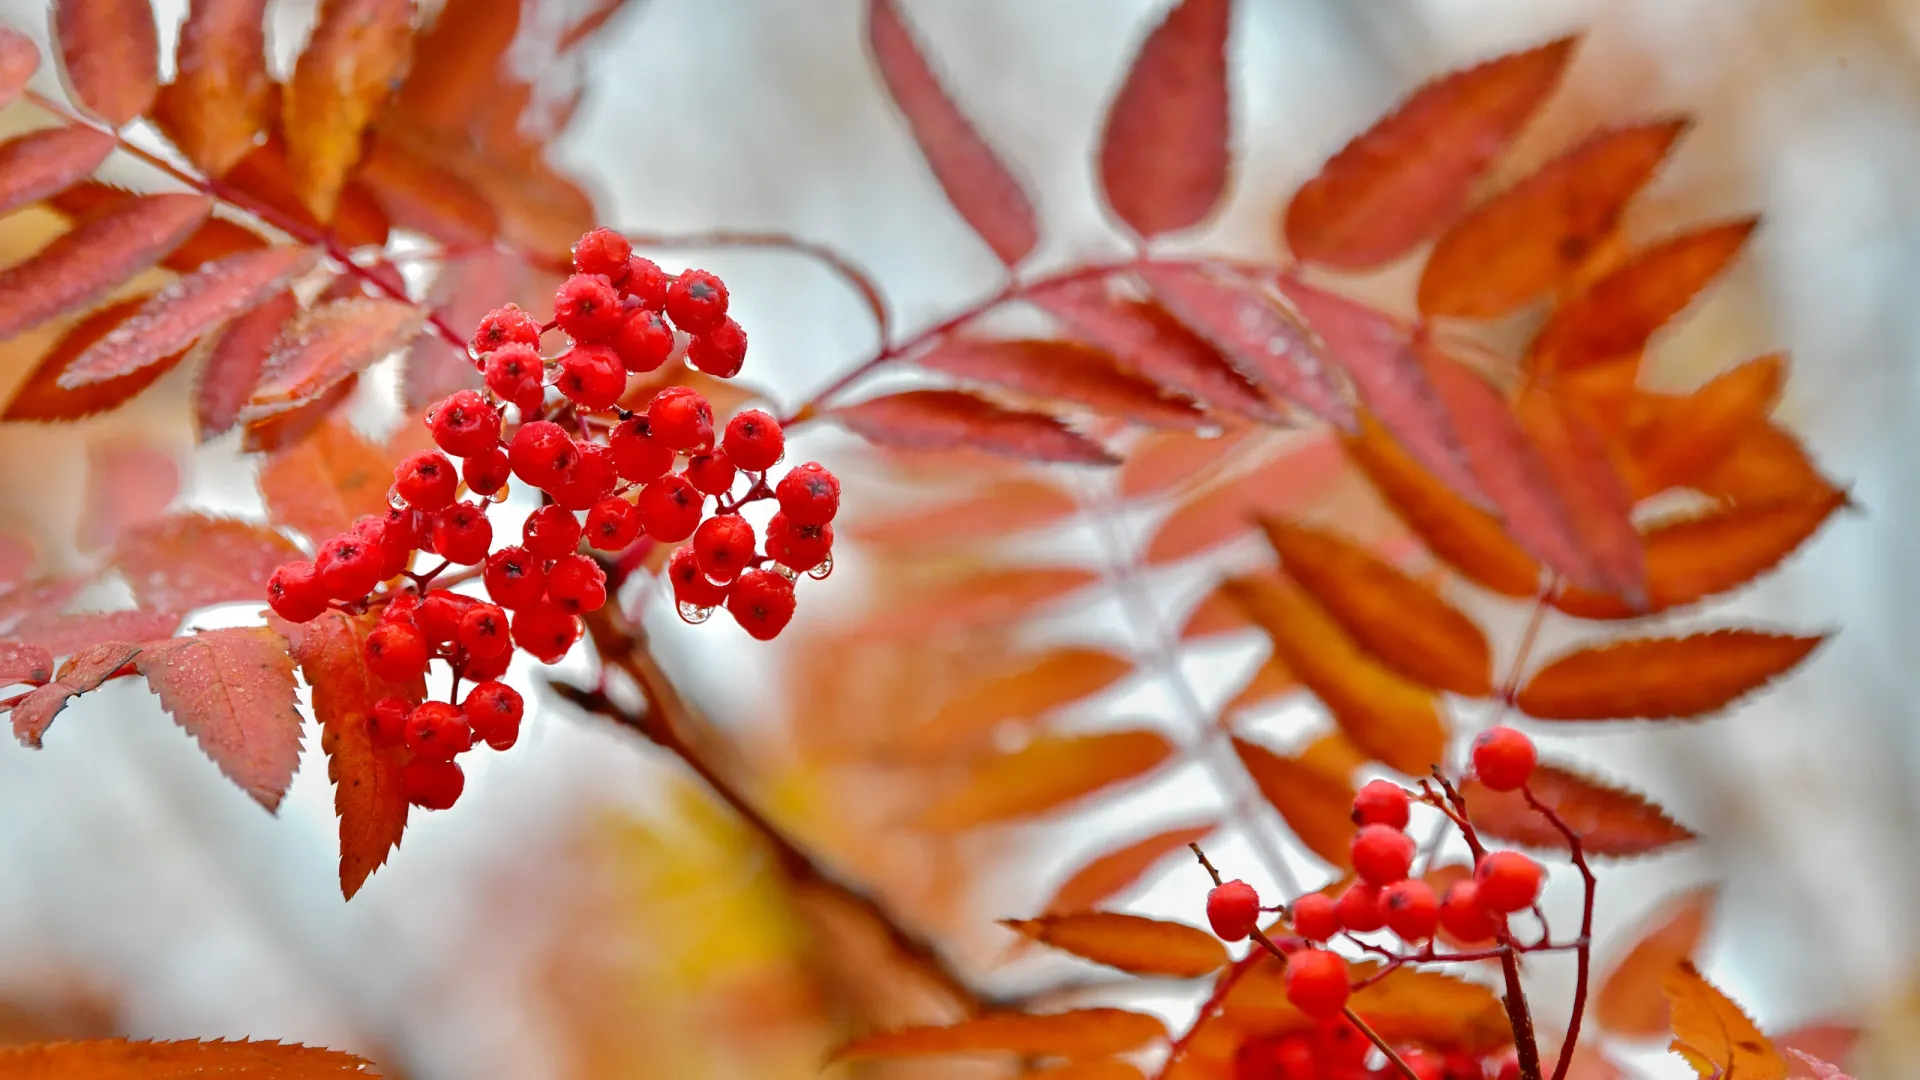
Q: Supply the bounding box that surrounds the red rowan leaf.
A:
[1118,428,1252,500]
[78,441,179,552]
[833,389,1118,466]
[850,566,1100,638]
[832,1008,1168,1061]
[1096,0,1231,238]
[0,642,54,685]
[257,416,391,542]
[1145,436,1345,565]
[1665,961,1786,1080]
[0,1037,376,1077]
[1284,37,1576,269]
[1517,629,1824,721]
[1140,264,1352,427]
[1629,354,1785,495]
[1257,518,1492,696]
[14,609,179,658]
[1003,912,1227,978]
[1234,736,1357,868]
[918,337,1206,430]
[867,0,1037,266]
[1595,886,1715,1037]
[59,247,317,389]
[196,289,295,440]
[0,194,211,341]
[1461,763,1695,857]
[917,728,1175,830]
[1529,219,1759,371]
[241,373,358,452]
[902,646,1135,757]
[1,297,188,422]
[1513,383,1645,603]
[0,126,116,220]
[1419,120,1690,317]
[113,513,301,614]
[0,27,39,110]
[353,134,499,247]
[53,0,158,126]
[49,182,273,273]
[283,0,415,219]
[1226,575,1447,775]
[283,609,421,898]
[152,0,273,176]
[852,475,1078,548]
[8,640,140,747]
[133,627,302,810]
[1042,822,1217,915]
[223,135,392,249]
[244,297,423,415]
[0,577,88,638]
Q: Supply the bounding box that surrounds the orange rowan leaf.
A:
[1119,429,1251,500]
[0,1037,377,1077]
[1695,418,1835,504]
[53,0,158,126]
[868,0,1037,266]
[0,194,211,341]
[353,134,499,247]
[1516,629,1824,721]
[1234,736,1356,868]
[79,441,178,552]
[1145,436,1344,565]
[283,0,415,219]
[242,372,358,452]
[0,27,39,109]
[919,337,1206,429]
[1,297,188,422]
[258,416,392,541]
[1225,654,1298,714]
[833,389,1118,465]
[1629,354,1784,494]
[1283,37,1576,269]
[1665,961,1785,1080]
[196,289,295,440]
[283,609,420,898]
[0,642,54,685]
[223,135,391,249]
[113,512,301,614]
[1419,120,1690,317]
[851,566,1100,638]
[1096,0,1230,238]
[1003,912,1227,978]
[1182,570,1276,640]
[1026,1062,1144,1080]
[1513,383,1645,603]
[1257,518,1492,696]
[833,1008,1168,1061]
[153,0,273,176]
[904,646,1136,757]
[0,126,116,220]
[389,0,516,132]
[1225,575,1447,775]
[7,640,140,747]
[1595,886,1715,1037]
[853,475,1078,548]
[917,728,1175,830]
[1462,763,1695,857]
[133,627,302,811]
[1042,822,1217,915]
[1529,219,1759,371]
[244,297,423,415]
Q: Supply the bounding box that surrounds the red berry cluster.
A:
[265,228,842,810]
[1235,1023,1518,1080]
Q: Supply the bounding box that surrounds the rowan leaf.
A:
[283,0,415,219]
[1258,518,1491,696]
[1234,736,1356,868]
[1530,219,1759,371]
[242,372,358,452]
[0,642,53,685]
[867,0,1036,266]
[1096,0,1231,238]
[352,134,499,247]
[849,566,1100,638]
[1226,653,1298,714]
[78,441,178,552]
[1516,630,1824,721]
[832,389,1118,465]
[0,126,116,220]
[1419,120,1690,317]
[904,646,1136,757]
[1595,886,1716,1037]
[1119,428,1252,500]
[13,609,179,658]
[1026,1062,1144,1080]
[388,0,516,132]
[1042,822,1217,915]
[244,297,423,415]
[1514,383,1645,603]
[1696,418,1835,504]
[133,627,302,810]
[1225,575,1447,775]
[283,609,420,898]
[1665,961,1785,1080]
[153,0,273,175]
[113,512,300,614]
[0,577,88,638]
[1220,957,1513,1055]
[223,134,391,248]
[919,337,1206,429]
[1146,436,1345,565]
[1140,264,1352,427]
[1461,763,1695,857]
[917,729,1174,830]
[0,194,211,341]
[853,476,1078,548]
[8,641,140,747]
[53,0,158,126]
[0,27,39,109]
[196,289,295,440]
[833,1009,1168,1061]
[1283,37,1576,269]
[256,417,390,543]
[0,1037,376,1077]
[1003,912,1226,978]
[1,297,190,422]
[1630,354,1785,495]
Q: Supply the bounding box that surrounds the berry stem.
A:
[1525,786,1597,1080]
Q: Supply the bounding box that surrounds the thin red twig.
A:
[1525,786,1597,1080]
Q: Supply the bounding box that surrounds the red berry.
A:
[315,535,383,600]
[508,420,579,490]
[1381,880,1440,941]
[547,553,608,614]
[572,227,632,280]
[549,440,618,513]
[464,680,524,750]
[1473,851,1544,914]
[775,461,839,525]
[1352,779,1411,829]
[394,450,459,511]
[510,601,580,663]
[637,474,702,542]
[457,602,511,658]
[726,568,795,640]
[462,446,511,497]
[556,343,626,409]
[405,701,472,760]
[430,501,493,565]
[1205,879,1260,941]
[426,389,501,458]
[1333,882,1385,933]
[1352,825,1415,886]
[609,415,674,483]
[365,622,429,681]
[482,546,548,610]
[612,309,675,373]
[403,758,464,810]
[1283,949,1350,1019]
[1437,881,1499,944]
[765,512,832,573]
[646,385,713,451]
[666,546,730,608]
[471,304,540,355]
[692,514,755,584]
[369,696,409,747]
[267,560,328,622]
[1316,1016,1369,1069]
[1491,1052,1521,1080]
[584,496,642,551]
[1472,726,1538,792]
[381,590,420,626]
[484,343,545,411]
[685,449,736,496]
[1289,892,1339,942]
[457,644,511,683]
[554,272,623,342]
[686,317,746,378]
[417,588,470,643]
[722,409,783,472]
[521,504,582,560]
[1395,1048,1446,1080]
[665,269,728,332]
[622,256,671,310]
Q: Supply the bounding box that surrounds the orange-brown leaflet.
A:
[1513,383,1645,604]
[1516,629,1824,721]
[0,126,116,219]
[849,566,1100,639]
[0,194,211,342]
[134,627,304,811]
[832,1009,1169,1062]
[832,389,1118,465]
[0,1038,377,1075]
[354,134,500,248]
[1695,417,1834,503]
[1233,736,1356,868]
[1665,962,1786,1080]
[282,0,415,219]
[916,729,1174,830]
[1595,886,1715,1037]
[257,416,392,541]
[917,337,1206,429]
[1627,353,1784,495]
[852,475,1078,548]
[54,0,159,126]
[153,0,273,176]
[1,297,188,422]
[1003,912,1227,978]
[196,289,295,440]
[1461,764,1694,856]
[1225,654,1297,714]
[1096,0,1230,239]
[1042,822,1217,915]
[1145,435,1345,565]
[390,0,518,132]
[221,136,391,249]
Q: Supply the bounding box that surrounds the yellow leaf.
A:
[1003,912,1227,977]
[283,0,415,219]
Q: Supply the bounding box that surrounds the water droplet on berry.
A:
[807,553,833,580]
[387,487,409,510]
[677,601,714,624]
[770,562,798,581]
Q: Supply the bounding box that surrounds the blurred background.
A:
[1,0,1917,1077]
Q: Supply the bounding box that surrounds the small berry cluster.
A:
[265,228,842,810]
[1235,1024,1518,1080]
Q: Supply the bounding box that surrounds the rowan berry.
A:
[765,512,832,573]
[686,317,746,378]
[464,680,524,750]
[463,446,511,497]
[1437,881,1499,943]
[609,415,675,483]
[722,409,783,472]
[267,560,328,622]
[1491,1051,1522,1080]
[380,506,425,553]
[403,758,464,810]
[1382,880,1440,941]
[381,590,420,626]
[1441,1051,1484,1080]
[483,546,547,610]
[584,496,642,551]
[365,622,429,681]
[557,344,626,409]
[1352,824,1416,886]
[510,602,580,663]
[457,644,511,683]
[612,309,675,373]
[685,450,736,496]
[572,227,632,281]
[547,553,608,614]
[1472,726,1537,792]
[638,474,702,542]
[554,272,623,342]
[471,304,540,355]
[394,450,459,511]
[1283,949,1350,1019]
[417,588,470,644]
[623,256,671,310]
[1395,1048,1446,1080]
[1205,879,1260,941]
[1263,1035,1318,1080]
[1352,779,1411,829]
[646,386,713,451]
[369,696,409,747]
[1333,882,1385,933]
[1316,1016,1369,1069]
[508,421,579,490]
[426,389,501,458]
[775,461,840,525]
[484,343,545,412]
[665,269,728,333]
[430,501,493,565]
[1473,851,1544,914]
[666,546,730,608]
[405,701,472,761]
[550,441,618,511]
[727,568,795,640]
[316,535,383,600]
[457,602,511,658]
[687,514,751,584]
[1289,892,1339,942]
